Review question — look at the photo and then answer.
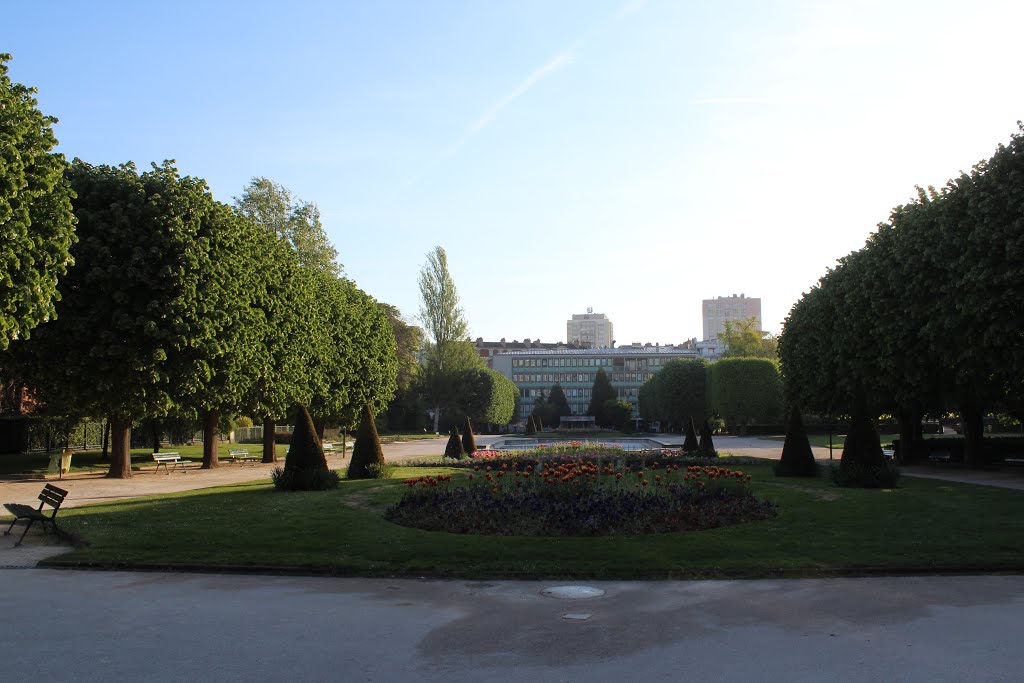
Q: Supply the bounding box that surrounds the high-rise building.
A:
[702,294,761,341]
[567,309,614,348]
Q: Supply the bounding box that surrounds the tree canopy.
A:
[637,358,707,431]
[0,54,77,350]
[718,317,778,359]
[234,177,341,277]
[15,160,238,476]
[417,246,479,431]
[779,123,1024,466]
[708,358,784,431]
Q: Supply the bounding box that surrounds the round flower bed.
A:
[385,459,776,536]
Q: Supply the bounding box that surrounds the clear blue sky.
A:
[5,1,1024,343]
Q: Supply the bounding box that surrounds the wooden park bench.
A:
[4,484,68,546]
[152,452,187,473]
[227,448,260,465]
[322,442,336,453]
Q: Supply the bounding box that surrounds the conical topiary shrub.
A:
[274,405,335,490]
[833,390,899,488]
[347,404,386,479]
[445,426,466,459]
[683,417,699,452]
[774,406,817,477]
[699,420,717,457]
[526,415,537,435]
[462,416,477,454]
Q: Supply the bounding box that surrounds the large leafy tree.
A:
[637,359,707,431]
[234,177,341,277]
[708,358,784,432]
[418,246,480,432]
[462,368,518,430]
[718,317,778,359]
[18,160,234,477]
[0,54,76,350]
[780,124,1024,467]
[380,303,424,430]
[329,281,397,431]
[232,194,327,462]
[303,275,396,438]
[183,201,275,468]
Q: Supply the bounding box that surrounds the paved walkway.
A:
[2,570,1023,681]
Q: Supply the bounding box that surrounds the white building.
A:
[702,294,761,341]
[567,309,614,348]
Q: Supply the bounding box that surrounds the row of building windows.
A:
[513,372,655,384]
[513,357,611,368]
[520,386,639,402]
[521,387,592,399]
[511,356,676,370]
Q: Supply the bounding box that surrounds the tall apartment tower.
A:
[702,294,761,341]
[567,309,614,348]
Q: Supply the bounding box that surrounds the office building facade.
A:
[567,310,614,348]
[491,345,701,421]
[702,294,761,341]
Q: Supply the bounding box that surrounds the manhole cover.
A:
[541,585,605,599]
[562,613,593,621]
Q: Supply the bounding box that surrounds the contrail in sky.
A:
[436,44,579,164]
[398,0,644,194]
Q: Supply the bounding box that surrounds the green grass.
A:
[32,464,1024,578]
[375,432,444,444]
[0,443,288,477]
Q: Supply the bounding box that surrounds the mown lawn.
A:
[38,464,1024,578]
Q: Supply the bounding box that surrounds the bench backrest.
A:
[153,452,180,460]
[39,484,69,515]
[229,449,248,454]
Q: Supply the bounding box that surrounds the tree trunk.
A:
[262,416,277,463]
[101,419,110,460]
[961,405,985,468]
[897,409,920,465]
[107,418,132,478]
[202,408,220,469]
[432,405,440,434]
[151,420,161,453]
